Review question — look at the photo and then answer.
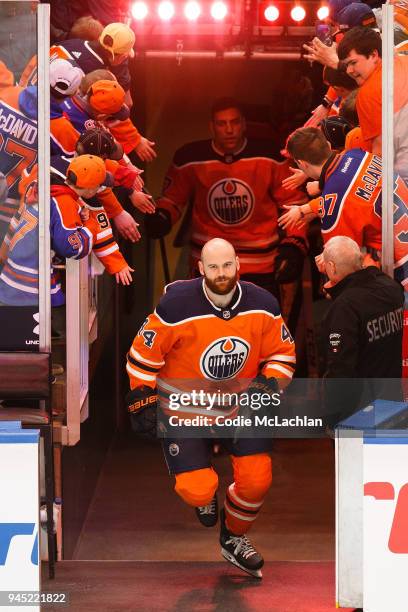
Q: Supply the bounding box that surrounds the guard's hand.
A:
[315,252,326,273]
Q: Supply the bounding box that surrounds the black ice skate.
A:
[219,509,264,579]
[195,494,218,527]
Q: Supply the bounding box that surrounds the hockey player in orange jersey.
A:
[126,238,296,579]
[145,98,308,295]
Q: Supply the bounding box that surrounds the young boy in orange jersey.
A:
[52,154,134,285]
[126,238,296,578]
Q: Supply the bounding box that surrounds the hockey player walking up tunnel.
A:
[126,238,296,579]
[145,98,308,306]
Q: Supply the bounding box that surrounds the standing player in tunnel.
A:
[146,98,308,298]
[126,238,296,579]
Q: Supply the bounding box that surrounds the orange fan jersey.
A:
[156,139,308,275]
[316,149,408,288]
[126,278,296,420]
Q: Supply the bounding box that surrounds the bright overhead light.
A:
[317,5,329,20]
[132,2,148,20]
[264,5,279,22]
[211,1,228,21]
[158,1,175,20]
[291,5,306,21]
[184,1,201,20]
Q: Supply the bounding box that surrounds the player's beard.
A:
[204,270,238,295]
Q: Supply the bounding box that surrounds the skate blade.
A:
[221,548,263,579]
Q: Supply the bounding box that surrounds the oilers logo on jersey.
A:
[84,118,98,131]
[208,179,254,225]
[200,337,250,380]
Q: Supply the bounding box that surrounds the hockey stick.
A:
[159,237,171,285]
[142,185,171,285]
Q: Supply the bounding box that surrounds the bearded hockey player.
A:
[126,238,296,578]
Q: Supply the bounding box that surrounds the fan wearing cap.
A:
[49,58,86,156]
[303,0,407,72]
[69,127,148,242]
[0,164,97,306]
[98,22,135,66]
[10,58,85,160]
[20,22,135,107]
[61,75,156,162]
[331,0,408,44]
[51,155,134,285]
[88,79,156,161]
[50,149,142,247]
[76,128,155,215]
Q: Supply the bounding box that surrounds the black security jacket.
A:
[323,267,404,424]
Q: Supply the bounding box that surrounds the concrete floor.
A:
[73,436,335,563]
[43,437,339,611]
[42,560,352,612]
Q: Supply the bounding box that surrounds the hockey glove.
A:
[246,374,279,398]
[144,208,172,239]
[274,244,305,284]
[126,385,158,436]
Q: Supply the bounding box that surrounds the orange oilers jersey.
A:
[94,186,123,219]
[52,190,126,275]
[126,278,296,419]
[156,139,308,275]
[85,205,127,274]
[107,118,141,155]
[317,149,408,288]
[50,157,127,275]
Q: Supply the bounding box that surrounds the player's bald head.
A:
[198,238,240,295]
[201,238,236,264]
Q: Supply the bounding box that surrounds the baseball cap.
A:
[99,23,135,58]
[329,0,360,20]
[50,58,84,97]
[345,126,364,150]
[66,155,114,189]
[337,2,377,27]
[321,115,352,149]
[76,128,124,161]
[88,80,126,115]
